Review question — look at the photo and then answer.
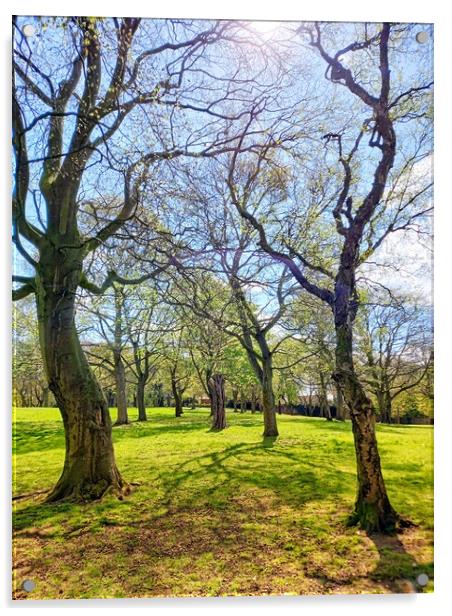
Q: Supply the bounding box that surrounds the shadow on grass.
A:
[13,422,65,455]
[262,436,277,448]
[368,531,433,592]
[13,439,354,536]
[154,440,355,517]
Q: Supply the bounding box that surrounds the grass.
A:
[12,406,433,599]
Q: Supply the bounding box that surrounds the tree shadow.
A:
[367,530,433,593]
[262,436,277,448]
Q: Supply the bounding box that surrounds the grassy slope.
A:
[12,407,433,599]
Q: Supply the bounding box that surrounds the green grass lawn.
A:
[12,407,433,599]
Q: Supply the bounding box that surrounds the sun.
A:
[250,20,283,40]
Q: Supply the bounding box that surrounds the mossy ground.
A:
[12,407,433,599]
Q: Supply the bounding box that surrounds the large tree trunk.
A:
[113,350,129,425]
[136,377,147,422]
[261,357,279,437]
[35,261,126,503]
[209,373,227,431]
[334,323,399,532]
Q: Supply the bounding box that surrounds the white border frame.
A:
[2,1,450,614]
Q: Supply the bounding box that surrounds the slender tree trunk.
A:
[319,372,332,421]
[382,391,392,423]
[209,373,227,430]
[335,382,345,420]
[206,368,215,416]
[35,262,126,503]
[113,287,128,425]
[113,351,129,425]
[136,377,147,421]
[171,374,183,417]
[334,322,399,532]
[261,357,279,437]
[42,386,49,408]
[251,385,257,413]
[18,388,27,407]
[240,389,246,413]
[232,388,239,412]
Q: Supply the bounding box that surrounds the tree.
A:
[227,23,432,531]
[162,325,192,417]
[122,285,169,421]
[165,195,293,436]
[12,16,270,501]
[82,285,130,425]
[13,297,50,407]
[358,297,433,423]
[209,374,227,430]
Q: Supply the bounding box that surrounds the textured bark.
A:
[209,373,227,430]
[113,350,129,425]
[35,254,126,502]
[334,323,399,532]
[136,377,147,422]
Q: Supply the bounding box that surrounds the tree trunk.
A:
[113,350,129,425]
[209,374,227,430]
[319,372,332,421]
[136,377,147,421]
[261,357,279,437]
[232,388,239,412]
[251,385,257,413]
[334,382,346,420]
[377,390,392,423]
[42,386,49,408]
[240,389,246,413]
[171,374,183,417]
[334,323,399,532]
[35,261,126,503]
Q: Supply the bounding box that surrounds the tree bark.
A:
[335,382,345,420]
[377,389,392,423]
[171,374,183,417]
[209,373,227,430]
[35,258,126,503]
[334,322,399,532]
[113,350,129,425]
[261,357,279,437]
[136,376,147,421]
